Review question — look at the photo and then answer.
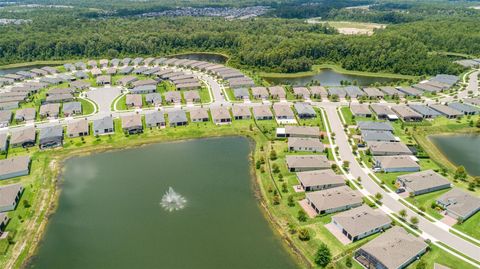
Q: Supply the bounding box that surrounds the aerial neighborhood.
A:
[0,53,479,269]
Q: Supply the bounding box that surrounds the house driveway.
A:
[440,214,458,227]
[85,86,122,113]
[324,222,351,245]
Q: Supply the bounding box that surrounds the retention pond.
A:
[27,137,299,269]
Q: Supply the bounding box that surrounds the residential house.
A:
[361,130,396,143]
[448,102,478,115]
[39,125,64,149]
[144,111,165,128]
[350,104,372,118]
[429,104,463,119]
[0,183,24,212]
[286,155,330,172]
[362,87,384,99]
[168,110,188,127]
[63,102,82,117]
[233,88,249,100]
[39,103,60,118]
[126,94,143,108]
[332,205,391,242]
[276,125,320,138]
[183,90,201,103]
[293,87,310,99]
[436,188,480,221]
[392,106,423,122]
[309,86,328,99]
[397,86,422,97]
[130,85,157,94]
[145,93,162,106]
[373,155,420,173]
[288,137,324,152]
[251,87,269,99]
[0,156,30,180]
[211,107,231,124]
[117,76,138,87]
[344,86,365,99]
[305,186,363,215]
[10,127,36,148]
[93,116,114,135]
[294,102,316,118]
[397,170,451,196]
[408,104,441,119]
[296,169,345,191]
[328,87,347,98]
[67,119,89,138]
[131,79,158,88]
[357,121,393,132]
[273,103,295,121]
[355,227,428,269]
[252,105,273,120]
[0,110,12,127]
[268,86,286,99]
[96,75,111,85]
[70,81,90,90]
[232,105,251,120]
[164,91,182,104]
[370,104,398,121]
[189,108,209,122]
[379,86,404,97]
[368,142,412,156]
[121,114,143,134]
[0,133,7,153]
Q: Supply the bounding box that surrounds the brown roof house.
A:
[232,105,251,120]
[67,119,89,138]
[286,155,330,172]
[368,142,412,156]
[39,103,60,118]
[251,87,269,99]
[211,107,231,125]
[288,137,324,152]
[190,108,210,123]
[10,127,36,148]
[355,226,428,269]
[436,188,480,221]
[273,103,295,123]
[121,114,143,134]
[183,90,201,103]
[126,94,143,108]
[331,205,391,242]
[396,170,451,196]
[296,169,345,192]
[268,86,286,99]
[252,105,273,120]
[373,155,420,173]
[0,183,24,212]
[0,156,31,180]
[305,186,363,215]
[277,125,320,138]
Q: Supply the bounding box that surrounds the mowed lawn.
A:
[405,189,450,220]
[454,212,480,240]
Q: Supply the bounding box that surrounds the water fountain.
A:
[160,187,187,212]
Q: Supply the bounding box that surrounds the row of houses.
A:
[125,89,202,108]
[0,66,58,87]
[350,102,478,122]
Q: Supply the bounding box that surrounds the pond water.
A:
[430,134,480,176]
[264,68,401,86]
[171,53,228,64]
[27,137,298,269]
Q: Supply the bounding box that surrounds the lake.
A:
[170,53,228,64]
[264,68,401,86]
[27,137,299,269]
[430,134,480,176]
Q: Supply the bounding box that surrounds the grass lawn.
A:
[410,244,478,269]
[340,107,354,125]
[453,212,480,240]
[78,98,95,115]
[199,86,211,103]
[115,95,127,110]
[405,189,450,220]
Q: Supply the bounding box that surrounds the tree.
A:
[298,228,310,241]
[416,260,427,269]
[454,166,467,180]
[270,149,277,160]
[297,210,307,222]
[375,192,383,201]
[410,216,419,227]
[287,195,295,207]
[314,243,331,267]
[272,163,280,173]
[273,194,281,205]
[345,255,353,268]
[399,209,407,219]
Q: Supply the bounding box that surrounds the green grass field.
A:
[454,212,480,240]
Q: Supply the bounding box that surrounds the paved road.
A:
[321,104,480,263]
[86,86,122,115]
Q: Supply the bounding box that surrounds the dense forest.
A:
[0,0,479,76]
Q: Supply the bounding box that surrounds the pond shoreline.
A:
[14,133,308,269]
